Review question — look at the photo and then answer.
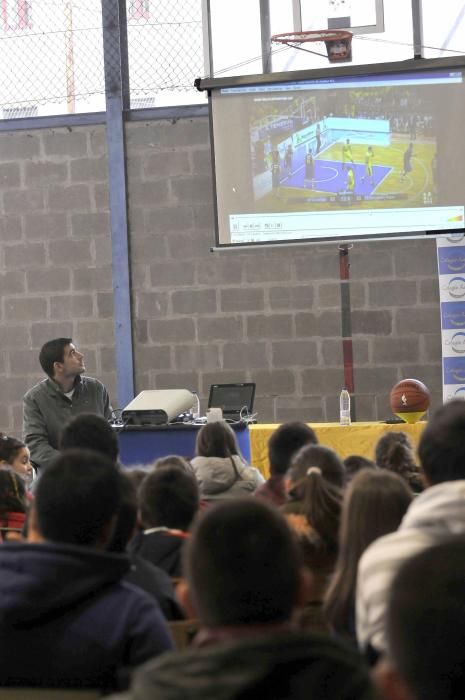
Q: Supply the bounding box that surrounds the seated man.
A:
[23,337,112,470]
[0,450,173,692]
[129,463,199,578]
[377,539,465,700]
[116,500,375,700]
[255,421,318,506]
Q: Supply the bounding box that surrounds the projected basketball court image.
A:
[252,97,437,213]
[209,57,465,245]
[262,137,436,210]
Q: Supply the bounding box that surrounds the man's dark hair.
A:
[139,466,199,531]
[35,449,121,546]
[387,538,465,700]
[268,421,318,476]
[39,337,72,378]
[184,499,302,626]
[418,400,465,484]
[60,413,119,464]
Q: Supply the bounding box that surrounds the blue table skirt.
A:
[117,423,251,468]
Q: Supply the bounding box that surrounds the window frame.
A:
[2,0,32,32]
[128,0,150,22]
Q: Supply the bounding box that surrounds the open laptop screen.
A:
[208,383,256,417]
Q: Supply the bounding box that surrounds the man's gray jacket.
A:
[23,375,112,470]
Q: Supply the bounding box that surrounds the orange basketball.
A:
[390,379,431,415]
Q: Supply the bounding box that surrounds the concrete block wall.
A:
[126,116,442,423]
[0,114,443,435]
[0,126,116,435]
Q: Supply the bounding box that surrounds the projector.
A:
[122,389,195,426]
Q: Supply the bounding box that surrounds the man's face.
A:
[56,343,85,379]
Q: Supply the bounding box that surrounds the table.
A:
[249,422,426,478]
[117,423,251,467]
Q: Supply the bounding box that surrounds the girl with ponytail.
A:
[281,445,345,625]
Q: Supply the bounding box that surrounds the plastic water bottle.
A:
[339,388,351,426]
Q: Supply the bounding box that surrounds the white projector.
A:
[122,389,194,426]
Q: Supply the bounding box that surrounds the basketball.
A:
[390,379,431,415]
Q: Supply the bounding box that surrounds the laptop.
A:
[208,383,256,421]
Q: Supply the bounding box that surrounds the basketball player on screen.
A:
[315,123,322,154]
[346,166,355,196]
[362,146,374,185]
[304,150,315,189]
[342,138,354,171]
[284,143,293,175]
[272,162,281,198]
[401,142,414,182]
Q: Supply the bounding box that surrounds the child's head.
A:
[287,445,345,552]
[195,421,241,460]
[139,465,199,531]
[0,433,32,482]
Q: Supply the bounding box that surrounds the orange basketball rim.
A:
[271,29,353,63]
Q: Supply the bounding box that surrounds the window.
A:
[128,0,150,21]
[2,104,38,119]
[131,96,157,109]
[2,0,32,31]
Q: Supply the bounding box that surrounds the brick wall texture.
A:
[0,116,442,435]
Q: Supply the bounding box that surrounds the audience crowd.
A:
[1,400,465,698]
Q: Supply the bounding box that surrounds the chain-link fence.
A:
[0,0,205,119]
[127,0,205,108]
[0,0,105,117]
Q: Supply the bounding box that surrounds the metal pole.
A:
[292,0,302,32]
[411,0,424,60]
[339,244,356,421]
[101,0,134,408]
[201,0,214,78]
[64,1,75,114]
[260,0,272,74]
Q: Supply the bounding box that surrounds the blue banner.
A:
[441,301,465,330]
[443,357,465,385]
[438,246,465,275]
[437,234,465,401]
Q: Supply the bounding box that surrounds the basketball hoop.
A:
[271,29,353,64]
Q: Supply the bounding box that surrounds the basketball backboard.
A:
[297,0,384,35]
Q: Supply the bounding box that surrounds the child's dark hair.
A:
[195,421,242,460]
[268,422,318,476]
[139,465,199,531]
[375,431,422,492]
[343,454,377,483]
[153,455,194,474]
[195,422,244,482]
[288,445,344,552]
[0,433,26,465]
[0,468,27,517]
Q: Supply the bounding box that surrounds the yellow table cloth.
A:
[249,422,426,478]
